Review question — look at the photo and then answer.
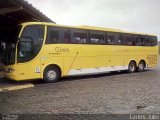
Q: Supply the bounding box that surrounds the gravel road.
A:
[0,59,160,114]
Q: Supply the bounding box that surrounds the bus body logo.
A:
[55,47,70,53]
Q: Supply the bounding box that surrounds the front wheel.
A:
[128,61,136,73]
[43,66,60,83]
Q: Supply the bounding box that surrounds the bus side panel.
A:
[146,46,159,67]
[107,56,125,67]
[64,56,90,76]
[63,45,90,76]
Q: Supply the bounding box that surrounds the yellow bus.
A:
[0,22,158,82]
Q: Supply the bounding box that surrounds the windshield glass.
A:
[0,26,21,65]
[17,25,44,63]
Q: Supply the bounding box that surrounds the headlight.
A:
[6,68,15,73]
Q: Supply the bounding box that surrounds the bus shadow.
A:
[0,77,17,83]
[0,77,34,87]
[0,70,151,85]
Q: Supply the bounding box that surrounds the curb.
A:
[0,84,34,92]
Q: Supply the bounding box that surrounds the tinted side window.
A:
[126,34,133,46]
[119,34,127,45]
[71,30,87,44]
[144,36,151,46]
[90,32,105,44]
[63,30,70,43]
[46,27,60,44]
[140,36,145,46]
[106,33,115,45]
[114,34,121,45]
[134,35,143,46]
[151,36,158,46]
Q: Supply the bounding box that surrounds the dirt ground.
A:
[0,57,160,114]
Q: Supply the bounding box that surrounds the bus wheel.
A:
[43,66,60,83]
[137,61,145,72]
[128,61,136,73]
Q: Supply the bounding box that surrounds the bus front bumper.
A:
[4,67,21,81]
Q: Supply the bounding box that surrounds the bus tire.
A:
[43,66,60,83]
[137,61,145,72]
[128,61,136,73]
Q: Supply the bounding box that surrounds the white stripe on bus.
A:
[68,65,128,75]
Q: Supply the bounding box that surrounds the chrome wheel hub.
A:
[139,64,144,70]
[47,70,56,80]
[130,64,135,71]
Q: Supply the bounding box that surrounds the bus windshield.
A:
[17,25,44,63]
[0,26,21,65]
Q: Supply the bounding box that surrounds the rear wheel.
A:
[128,61,136,73]
[137,61,145,72]
[43,66,60,83]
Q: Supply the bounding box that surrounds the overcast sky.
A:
[27,0,160,40]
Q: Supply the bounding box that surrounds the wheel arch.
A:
[128,60,137,73]
[128,60,137,66]
[41,64,62,79]
[139,59,146,68]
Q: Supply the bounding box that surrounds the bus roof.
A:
[21,22,157,37]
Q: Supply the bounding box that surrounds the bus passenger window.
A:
[126,36,133,46]
[140,36,145,46]
[144,36,151,46]
[133,35,142,46]
[72,32,87,44]
[63,30,70,43]
[114,35,121,45]
[119,36,123,45]
[107,35,115,45]
[46,29,59,44]
[150,36,157,46]
[90,33,105,44]
[135,37,142,46]
[117,39,121,45]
